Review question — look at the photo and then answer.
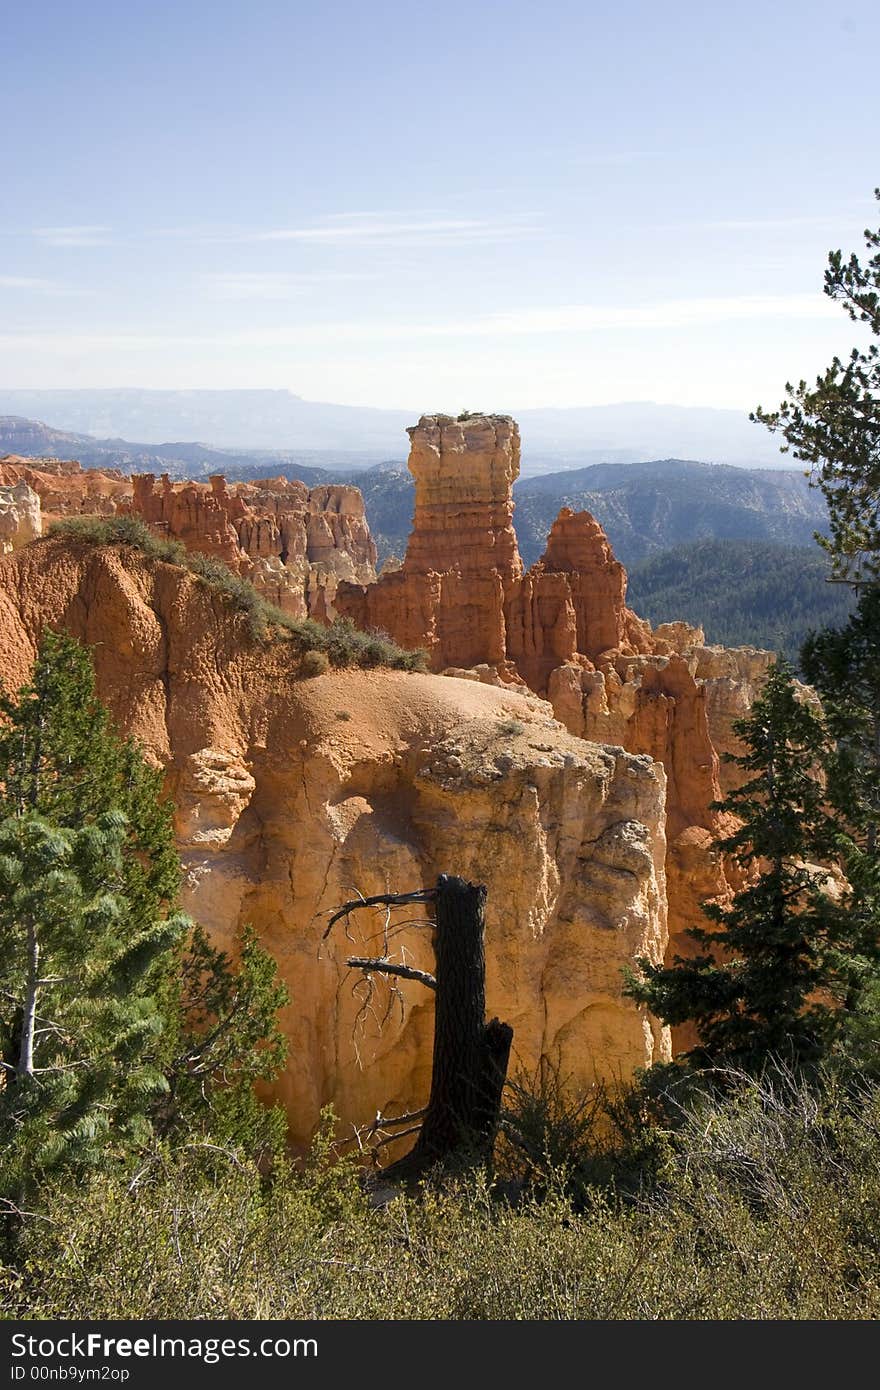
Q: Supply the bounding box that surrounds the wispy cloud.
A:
[198,270,377,301]
[477,294,840,334]
[0,292,840,354]
[657,214,853,235]
[33,225,113,247]
[0,275,76,295]
[253,215,537,247]
[154,213,538,248]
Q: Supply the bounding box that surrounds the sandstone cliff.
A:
[336,414,656,681]
[0,456,379,623]
[0,455,130,520]
[127,473,378,621]
[0,535,670,1146]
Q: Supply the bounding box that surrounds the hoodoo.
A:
[339,413,775,1029]
[338,414,523,668]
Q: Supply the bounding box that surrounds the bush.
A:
[8,1069,880,1319]
[497,718,525,736]
[299,649,330,678]
[46,518,428,671]
[498,1058,674,1203]
[49,514,186,565]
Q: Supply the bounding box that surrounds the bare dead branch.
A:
[372,1125,422,1150]
[346,957,437,991]
[369,1106,427,1134]
[323,887,437,940]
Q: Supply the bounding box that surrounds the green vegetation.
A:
[754,188,880,582]
[46,514,427,671]
[627,539,855,664]
[496,718,525,736]
[0,634,288,1230]
[625,661,879,1070]
[6,1070,880,1319]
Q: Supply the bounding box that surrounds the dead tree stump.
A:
[325,873,513,1180]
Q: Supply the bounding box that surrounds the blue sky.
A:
[2,0,878,411]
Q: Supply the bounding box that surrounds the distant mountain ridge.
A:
[0,416,375,485]
[1,415,827,575]
[0,391,790,469]
[279,457,827,569]
[512,458,826,568]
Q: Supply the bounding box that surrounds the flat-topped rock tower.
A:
[403,413,523,580]
[337,410,651,678]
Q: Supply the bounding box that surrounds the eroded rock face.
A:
[338,415,522,669]
[338,414,775,1038]
[128,472,377,619]
[0,457,379,622]
[338,415,656,682]
[0,456,129,521]
[0,480,41,552]
[0,537,670,1146]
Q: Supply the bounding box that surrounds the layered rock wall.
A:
[128,472,377,619]
[339,416,521,668]
[0,457,379,622]
[0,456,129,519]
[337,415,656,681]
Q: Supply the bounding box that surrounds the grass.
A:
[47,516,428,672]
[497,718,525,736]
[5,1068,880,1319]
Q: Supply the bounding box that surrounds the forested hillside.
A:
[627,539,855,662]
[513,459,827,568]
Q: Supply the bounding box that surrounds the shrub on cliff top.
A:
[46,516,428,672]
[49,513,186,564]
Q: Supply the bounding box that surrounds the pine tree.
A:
[0,632,289,1211]
[801,586,880,855]
[0,633,189,1207]
[752,188,880,582]
[625,661,862,1072]
[800,589,880,1062]
[158,923,289,1156]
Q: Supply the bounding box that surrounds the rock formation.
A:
[337,415,522,667]
[337,414,775,1020]
[0,456,379,621]
[337,415,657,681]
[0,455,129,520]
[128,472,377,620]
[0,534,671,1146]
[0,479,42,552]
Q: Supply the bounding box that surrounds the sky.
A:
[2,0,879,413]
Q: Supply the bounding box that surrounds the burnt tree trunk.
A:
[385,874,513,1179]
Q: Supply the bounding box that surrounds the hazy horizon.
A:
[0,390,800,468]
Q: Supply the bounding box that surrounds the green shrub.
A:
[498,1058,674,1203]
[497,718,525,736]
[46,518,428,671]
[7,1070,880,1318]
[49,514,186,565]
[299,649,330,678]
